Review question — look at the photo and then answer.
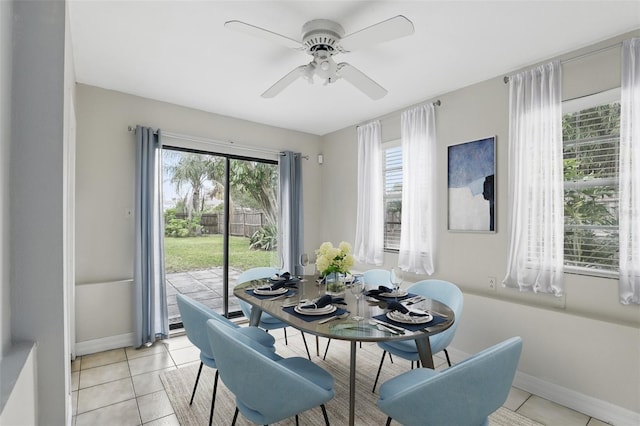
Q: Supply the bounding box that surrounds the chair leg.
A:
[321,404,330,426]
[386,416,392,426]
[190,361,203,405]
[232,407,239,426]
[301,332,311,360]
[372,351,387,393]
[389,353,394,363]
[295,414,299,426]
[284,327,288,345]
[323,339,331,360]
[208,370,219,426]
[444,348,452,366]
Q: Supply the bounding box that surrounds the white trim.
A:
[514,370,640,426]
[447,346,639,426]
[74,333,135,356]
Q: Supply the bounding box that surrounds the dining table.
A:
[234,275,455,426]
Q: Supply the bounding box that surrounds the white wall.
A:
[74,84,324,345]
[9,0,70,424]
[322,31,640,421]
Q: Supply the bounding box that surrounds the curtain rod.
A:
[356,99,442,129]
[127,126,309,159]
[503,41,623,84]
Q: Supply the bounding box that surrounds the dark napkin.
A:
[246,288,296,300]
[387,301,429,317]
[283,306,348,322]
[300,294,333,309]
[365,285,394,296]
[373,312,448,332]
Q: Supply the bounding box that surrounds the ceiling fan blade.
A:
[225,20,302,50]
[337,63,387,100]
[261,65,309,98]
[340,15,414,52]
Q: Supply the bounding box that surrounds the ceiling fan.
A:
[225,15,414,100]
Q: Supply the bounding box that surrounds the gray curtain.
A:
[279,152,304,275]
[134,126,169,347]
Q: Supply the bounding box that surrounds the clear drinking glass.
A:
[299,253,309,277]
[350,274,365,321]
[390,267,403,300]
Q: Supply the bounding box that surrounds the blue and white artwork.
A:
[447,137,495,232]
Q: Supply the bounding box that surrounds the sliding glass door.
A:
[161,147,279,327]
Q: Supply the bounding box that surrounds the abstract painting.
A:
[447,136,496,232]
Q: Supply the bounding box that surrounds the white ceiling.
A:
[68,1,640,136]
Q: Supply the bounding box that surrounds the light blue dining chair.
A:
[237,266,312,359]
[176,294,276,426]
[376,336,523,426]
[372,279,464,392]
[363,268,392,287]
[206,318,335,425]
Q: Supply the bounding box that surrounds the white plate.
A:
[253,286,288,296]
[386,310,433,324]
[294,305,337,316]
[296,303,334,313]
[379,290,408,298]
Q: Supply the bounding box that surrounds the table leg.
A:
[349,341,356,426]
[249,307,262,327]
[316,336,320,356]
[415,336,434,369]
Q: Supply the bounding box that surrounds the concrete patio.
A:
[166,267,243,327]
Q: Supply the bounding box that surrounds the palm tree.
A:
[166,153,212,218]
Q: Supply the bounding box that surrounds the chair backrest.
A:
[236,267,278,319]
[363,269,391,288]
[206,319,334,423]
[377,337,523,426]
[176,294,237,360]
[407,279,464,353]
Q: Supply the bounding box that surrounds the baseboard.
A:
[447,347,639,426]
[75,333,135,356]
[514,371,640,426]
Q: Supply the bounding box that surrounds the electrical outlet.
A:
[488,276,497,291]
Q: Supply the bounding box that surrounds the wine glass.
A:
[350,274,365,321]
[299,253,309,279]
[390,267,403,300]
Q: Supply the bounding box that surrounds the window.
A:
[562,89,620,274]
[383,140,402,250]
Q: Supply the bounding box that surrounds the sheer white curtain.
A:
[503,61,564,295]
[354,121,384,265]
[619,38,640,305]
[398,104,436,275]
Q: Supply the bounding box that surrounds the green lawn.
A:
[164,235,274,273]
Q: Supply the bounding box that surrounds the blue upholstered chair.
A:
[376,337,523,426]
[363,268,392,288]
[206,318,335,425]
[176,294,276,426]
[237,266,312,359]
[372,279,464,392]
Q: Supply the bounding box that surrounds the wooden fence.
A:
[174,212,265,238]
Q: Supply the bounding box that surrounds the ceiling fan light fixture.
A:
[227,15,414,100]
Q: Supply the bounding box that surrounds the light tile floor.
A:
[71,328,610,426]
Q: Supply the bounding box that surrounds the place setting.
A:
[372,300,449,332]
[246,272,299,300]
[282,294,349,322]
